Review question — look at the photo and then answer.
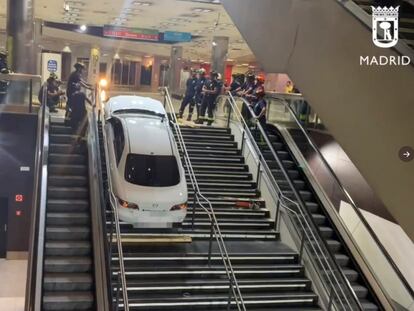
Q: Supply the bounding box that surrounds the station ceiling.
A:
[0,0,256,63]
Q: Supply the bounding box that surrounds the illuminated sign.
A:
[103,25,159,41]
[15,194,24,202]
[163,31,192,42]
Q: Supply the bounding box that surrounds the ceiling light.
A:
[133,1,152,6]
[114,53,120,60]
[80,24,87,31]
[63,3,70,11]
[212,41,217,46]
[62,45,72,53]
[192,8,213,13]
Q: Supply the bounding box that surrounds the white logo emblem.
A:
[372,6,399,48]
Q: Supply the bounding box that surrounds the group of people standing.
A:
[178,68,223,126]
[178,69,268,127]
[39,62,92,139]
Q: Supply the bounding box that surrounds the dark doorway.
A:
[140,65,152,86]
[0,198,8,258]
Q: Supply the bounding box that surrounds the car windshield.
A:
[125,153,180,187]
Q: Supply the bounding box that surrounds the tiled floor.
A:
[0,259,27,311]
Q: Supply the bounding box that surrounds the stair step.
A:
[47,199,89,212]
[49,154,87,165]
[42,292,94,310]
[45,241,92,256]
[50,125,74,135]
[44,257,92,273]
[48,187,89,200]
[50,144,83,154]
[48,175,88,187]
[49,164,88,176]
[50,134,80,144]
[43,273,93,292]
[46,226,91,240]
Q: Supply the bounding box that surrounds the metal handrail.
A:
[267,94,414,300]
[86,86,111,310]
[221,93,364,310]
[164,87,246,310]
[24,83,49,311]
[100,112,130,311]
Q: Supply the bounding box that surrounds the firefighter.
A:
[193,68,208,120]
[252,85,267,128]
[0,50,10,104]
[196,71,223,126]
[178,68,198,121]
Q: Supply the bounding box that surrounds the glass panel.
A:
[125,154,180,187]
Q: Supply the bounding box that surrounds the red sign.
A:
[15,194,24,202]
[103,25,159,41]
[16,210,22,216]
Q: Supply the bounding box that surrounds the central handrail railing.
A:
[267,93,414,307]
[163,87,246,311]
[219,93,364,310]
[86,86,111,311]
[99,105,130,311]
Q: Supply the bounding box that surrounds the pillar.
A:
[88,47,101,86]
[211,36,229,78]
[169,46,183,94]
[7,0,35,74]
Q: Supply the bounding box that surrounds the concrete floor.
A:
[0,259,27,311]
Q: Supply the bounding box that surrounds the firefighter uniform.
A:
[178,74,198,121]
[197,73,223,125]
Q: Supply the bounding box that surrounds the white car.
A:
[104,95,188,228]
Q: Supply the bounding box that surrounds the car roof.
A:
[107,95,166,116]
[123,116,174,156]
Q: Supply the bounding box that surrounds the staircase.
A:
[108,124,322,310]
[43,122,95,310]
[252,125,379,311]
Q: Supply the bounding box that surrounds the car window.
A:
[108,118,125,165]
[125,154,180,187]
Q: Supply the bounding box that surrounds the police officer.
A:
[178,68,198,121]
[194,68,208,120]
[0,50,10,104]
[196,71,223,126]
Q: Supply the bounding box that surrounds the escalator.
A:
[250,124,379,310]
[43,122,95,310]
[25,91,110,311]
[225,96,380,309]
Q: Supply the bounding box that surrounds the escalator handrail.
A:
[224,93,364,310]
[25,84,50,311]
[86,86,112,310]
[163,87,246,311]
[267,93,414,299]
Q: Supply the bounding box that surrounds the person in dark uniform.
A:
[228,73,243,96]
[178,68,198,121]
[66,62,91,113]
[239,73,256,119]
[252,86,267,128]
[194,68,208,121]
[196,71,223,126]
[38,74,65,112]
[70,83,92,143]
[0,50,10,104]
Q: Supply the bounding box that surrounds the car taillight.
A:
[117,198,139,210]
[170,203,187,211]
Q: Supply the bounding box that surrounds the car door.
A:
[105,117,126,193]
